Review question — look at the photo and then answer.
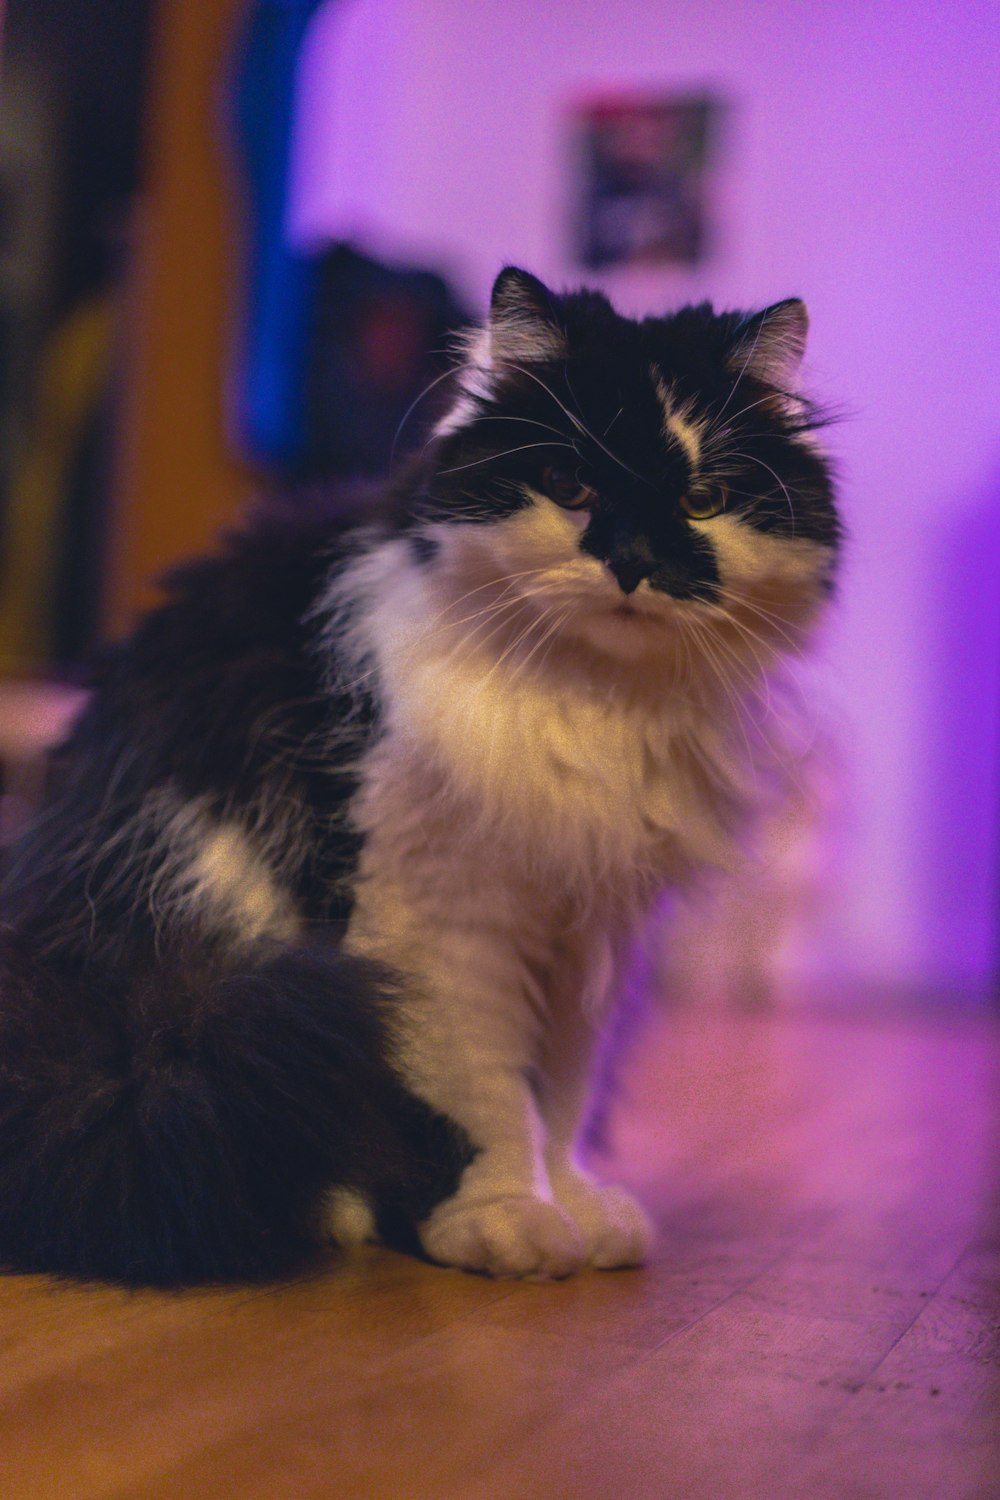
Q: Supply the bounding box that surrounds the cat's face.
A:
[404,267,840,666]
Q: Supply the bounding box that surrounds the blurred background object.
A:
[571,92,721,271]
[0,0,997,1009]
[0,0,155,672]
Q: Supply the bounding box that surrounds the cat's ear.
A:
[728,298,808,388]
[487,266,567,365]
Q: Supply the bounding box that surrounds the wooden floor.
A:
[1,1001,997,1500]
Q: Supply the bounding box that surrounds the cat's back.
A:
[3,507,374,944]
[56,508,359,792]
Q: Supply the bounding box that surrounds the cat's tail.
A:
[0,931,465,1286]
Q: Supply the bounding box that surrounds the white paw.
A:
[552,1175,652,1269]
[420,1193,585,1279]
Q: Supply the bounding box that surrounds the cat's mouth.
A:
[606,600,657,623]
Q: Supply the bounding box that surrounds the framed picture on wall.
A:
[570,93,722,269]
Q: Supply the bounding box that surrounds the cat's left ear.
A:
[487,266,567,365]
[728,298,808,388]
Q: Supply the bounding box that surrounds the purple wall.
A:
[289,0,1000,997]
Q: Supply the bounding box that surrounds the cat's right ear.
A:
[487,267,567,366]
[727,299,809,389]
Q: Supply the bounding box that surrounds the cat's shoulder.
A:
[85,500,373,697]
[51,502,374,799]
[138,507,355,655]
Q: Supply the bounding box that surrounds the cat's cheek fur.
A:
[692,513,834,622]
[434,500,605,609]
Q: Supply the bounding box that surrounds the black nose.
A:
[608,558,649,595]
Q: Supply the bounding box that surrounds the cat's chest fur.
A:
[348,544,746,892]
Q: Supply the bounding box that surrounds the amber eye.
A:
[680,483,728,520]
[541,465,593,510]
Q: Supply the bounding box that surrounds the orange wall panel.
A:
[107,0,260,636]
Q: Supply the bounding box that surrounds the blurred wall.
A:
[289,0,1000,998]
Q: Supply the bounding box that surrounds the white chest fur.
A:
[341,542,752,897]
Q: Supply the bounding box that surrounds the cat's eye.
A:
[680,484,728,520]
[540,465,593,510]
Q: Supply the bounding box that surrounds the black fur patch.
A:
[0,932,472,1285]
[0,512,472,1285]
[407,528,440,567]
[6,514,371,955]
[404,278,840,599]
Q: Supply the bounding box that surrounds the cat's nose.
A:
[607,558,649,595]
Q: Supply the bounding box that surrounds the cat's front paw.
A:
[420,1193,585,1279]
[552,1174,652,1269]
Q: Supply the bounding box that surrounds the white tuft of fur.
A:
[728,300,808,389]
[432,328,495,438]
[654,374,705,472]
[433,308,567,440]
[691,512,830,604]
[144,787,301,944]
[322,1187,377,1247]
[488,307,566,367]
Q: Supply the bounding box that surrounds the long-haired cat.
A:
[0,268,840,1285]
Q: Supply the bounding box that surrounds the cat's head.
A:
[401,267,840,666]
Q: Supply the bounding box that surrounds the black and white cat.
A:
[0,268,840,1285]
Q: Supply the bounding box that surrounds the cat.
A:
[0,267,840,1286]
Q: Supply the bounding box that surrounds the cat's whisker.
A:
[329,565,559,699]
[532,605,577,680]
[685,609,772,712]
[429,586,557,686]
[507,364,657,491]
[404,568,559,658]
[709,392,783,431]
[436,441,575,476]
[683,612,820,790]
[679,615,760,790]
[711,601,789,672]
[701,615,773,690]
[715,586,811,657]
[447,613,541,722]
[701,619,778,722]
[711,309,770,428]
[389,364,459,470]
[452,576,578,693]
[501,606,572,692]
[458,414,571,442]
[670,614,696,700]
[422,564,553,623]
[727,452,799,532]
[469,593,569,698]
[439,592,542,663]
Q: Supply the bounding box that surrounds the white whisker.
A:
[507,364,657,490]
[390,365,458,469]
[436,441,576,477]
[727,452,798,532]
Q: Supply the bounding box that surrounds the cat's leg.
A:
[537,929,653,1269]
[348,871,586,1279]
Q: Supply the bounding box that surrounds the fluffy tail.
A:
[0,934,466,1286]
